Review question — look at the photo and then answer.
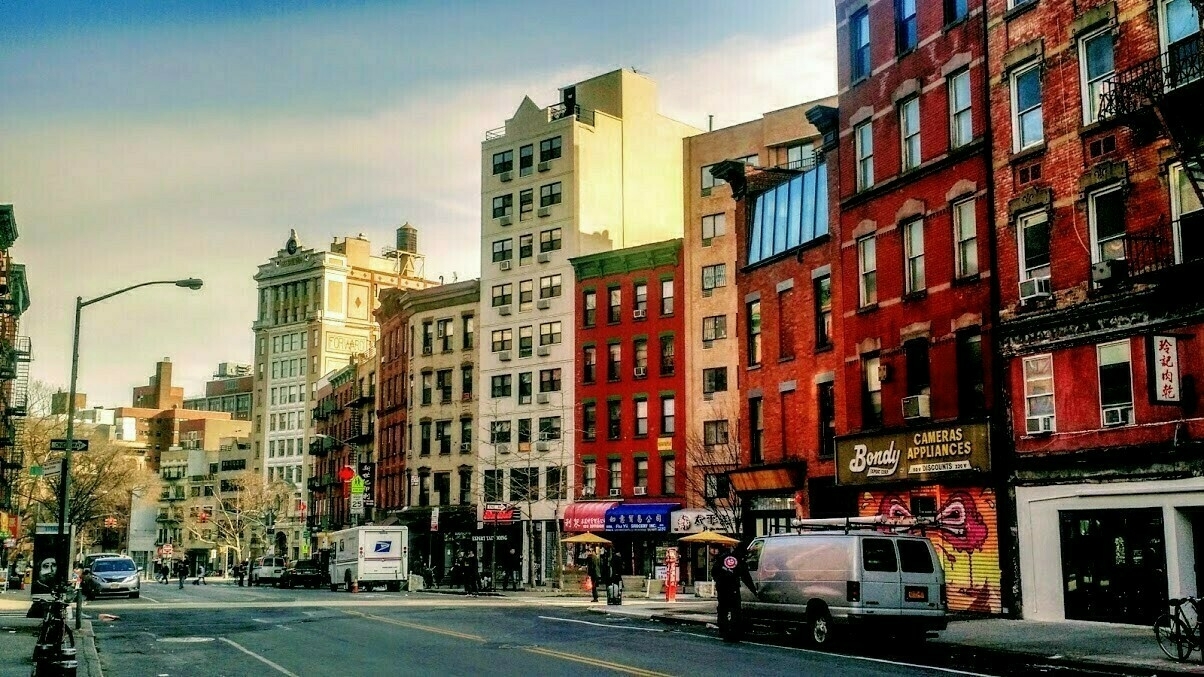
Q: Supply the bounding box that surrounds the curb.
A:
[930,641,1204,677]
[77,618,103,677]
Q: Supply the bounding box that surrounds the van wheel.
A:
[809,609,832,647]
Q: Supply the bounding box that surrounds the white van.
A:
[741,530,946,646]
[250,556,287,586]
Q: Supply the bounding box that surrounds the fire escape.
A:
[1098,9,1204,277]
[0,207,30,512]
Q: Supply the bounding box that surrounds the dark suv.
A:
[278,560,325,589]
[83,557,141,599]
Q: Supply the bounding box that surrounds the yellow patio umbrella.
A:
[679,530,740,581]
[562,532,613,546]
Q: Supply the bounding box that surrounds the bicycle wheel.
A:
[1156,613,1193,661]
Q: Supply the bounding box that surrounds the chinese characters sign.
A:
[1149,335,1180,404]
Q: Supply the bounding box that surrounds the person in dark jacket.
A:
[711,544,757,642]
[607,550,625,605]
[463,550,479,596]
[585,547,602,603]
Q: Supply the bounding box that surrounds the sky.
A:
[1,0,837,408]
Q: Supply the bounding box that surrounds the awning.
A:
[604,503,680,532]
[563,501,618,532]
[727,461,807,494]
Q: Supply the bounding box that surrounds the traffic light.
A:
[104,517,118,529]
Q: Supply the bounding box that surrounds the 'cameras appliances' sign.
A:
[836,422,990,486]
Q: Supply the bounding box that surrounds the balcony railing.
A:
[1098,34,1204,120]
[773,151,819,173]
[348,384,376,408]
[1124,213,1204,277]
[548,103,595,126]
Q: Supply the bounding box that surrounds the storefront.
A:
[727,462,808,538]
[561,501,680,578]
[1016,477,1204,622]
[671,508,737,584]
[838,421,1003,615]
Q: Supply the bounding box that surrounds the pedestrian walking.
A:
[711,544,757,642]
[586,547,602,603]
[236,560,247,587]
[463,550,479,596]
[607,550,625,605]
[193,564,207,585]
[176,560,186,589]
[504,548,521,591]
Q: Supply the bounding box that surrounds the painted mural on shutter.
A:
[858,485,1002,614]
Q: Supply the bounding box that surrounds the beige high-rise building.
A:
[478,69,699,583]
[682,99,834,505]
[251,227,433,559]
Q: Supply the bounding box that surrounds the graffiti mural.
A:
[859,486,1002,614]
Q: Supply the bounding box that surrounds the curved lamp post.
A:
[57,278,203,588]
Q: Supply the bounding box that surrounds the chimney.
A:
[155,358,173,409]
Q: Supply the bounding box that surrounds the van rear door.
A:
[859,537,902,616]
[897,538,942,613]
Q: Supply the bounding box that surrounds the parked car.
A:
[82,556,141,600]
[279,560,325,589]
[82,552,123,571]
[741,530,946,646]
[250,556,286,586]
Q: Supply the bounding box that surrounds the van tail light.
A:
[940,583,948,608]
[846,581,861,603]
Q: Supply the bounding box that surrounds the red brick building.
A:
[568,239,684,576]
[822,0,1004,614]
[989,0,1204,623]
[308,354,375,538]
[374,288,410,517]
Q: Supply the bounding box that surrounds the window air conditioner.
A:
[633,486,647,496]
[902,394,931,420]
[703,392,715,401]
[539,432,552,441]
[460,442,472,452]
[537,346,551,357]
[538,161,551,172]
[1091,259,1127,285]
[537,207,552,218]
[1019,277,1051,301]
[498,305,512,316]
[581,486,596,498]
[1103,405,1132,427]
[498,351,512,361]
[634,367,647,378]
[535,442,549,452]
[498,215,512,227]
[496,444,510,454]
[1026,414,1054,435]
[537,299,551,310]
[633,309,646,319]
[499,171,513,182]
[536,393,550,404]
[537,253,551,264]
[518,442,531,453]
[609,488,622,497]
[499,260,512,271]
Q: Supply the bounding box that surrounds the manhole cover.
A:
[157,637,216,643]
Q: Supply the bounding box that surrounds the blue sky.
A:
[1,0,836,406]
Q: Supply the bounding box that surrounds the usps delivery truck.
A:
[329,526,409,592]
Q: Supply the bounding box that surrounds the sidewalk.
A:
[0,587,103,677]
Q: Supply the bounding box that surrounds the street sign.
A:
[42,459,62,479]
[350,493,365,516]
[49,439,88,452]
[28,466,42,477]
[350,476,365,495]
[430,507,440,533]
[161,543,174,557]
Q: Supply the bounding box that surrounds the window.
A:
[491,328,512,352]
[539,136,562,162]
[953,198,979,278]
[539,182,562,207]
[608,400,622,440]
[1164,0,1202,88]
[540,274,562,299]
[661,396,676,435]
[582,461,596,494]
[659,335,676,376]
[492,150,513,175]
[635,459,649,490]
[900,97,920,171]
[633,339,648,374]
[463,315,474,350]
[437,369,453,403]
[904,339,930,396]
[518,372,532,405]
[956,329,985,417]
[704,420,729,447]
[518,325,533,358]
[540,228,562,252]
[701,264,726,292]
[539,321,561,346]
[1081,28,1115,124]
[608,459,622,492]
[660,279,674,315]
[437,318,454,352]
[492,194,513,219]
[461,365,474,400]
[583,290,596,327]
[705,473,731,501]
[903,218,925,293]
[510,467,535,502]
[851,7,870,81]
[1011,62,1044,151]
[863,356,883,427]
[945,0,969,24]
[1018,210,1051,280]
[863,539,898,572]
[484,469,504,502]
[702,315,727,342]
[520,189,533,220]
[421,372,433,405]
[420,422,432,455]
[519,234,533,262]
[608,343,622,381]
[702,367,728,395]
[539,416,562,441]
[583,346,597,383]
[519,279,534,311]
[539,368,561,393]
[749,397,764,464]
[701,213,726,241]
[896,0,917,52]
[635,400,649,436]
[1171,163,1204,264]
[459,468,473,505]
[747,300,762,367]
[858,236,878,306]
[583,403,597,441]
[818,382,837,458]
[608,287,621,323]
[436,420,452,455]
[519,144,534,175]
[1098,340,1134,426]
[492,283,512,307]
[855,122,874,190]
[815,275,832,347]
[633,283,647,314]
[701,163,726,194]
[949,70,973,148]
[491,375,512,398]
[546,466,564,500]
[1023,354,1056,433]
[1089,185,1126,263]
[662,457,676,495]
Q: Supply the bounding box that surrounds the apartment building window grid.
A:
[634,283,647,315]
[608,287,621,323]
[903,218,925,294]
[540,274,562,299]
[855,122,874,191]
[540,228,562,252]
[660,335,675,376]
[953,198,979,278]
[815,275,832,347]
[896,0,917,53]
[701,264,726,292]
[863,356,883,428]
[900,96,921,171]
[492,150,513,174]
[1012,62,1044,151]
[749,397,764,464]
[1024,354,1056,433]
[1098,340,1134,426]
[519,279,534,312]
[540,182,562,207]
[702,315,727,342]
[747,300,762,367]
[608,400,622,441]
[1019,210,1052,281]
[519,325,533,358]
[608,343,622,381]
[858,236,878,306]
[583,290,597,327]
[701,213,726,242]
[949,70,973,148]
[635,399,649,437]
[583,346,597,383]
[850,7,870,81]
[660,396,675,435]
[1089,185,1126,263]
[660,279,674,315]
[539,321,561,346]
[519,234,533,262]
[1080,28,1115,124]
[539,136,562,162]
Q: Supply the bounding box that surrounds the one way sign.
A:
[49,439,88,452]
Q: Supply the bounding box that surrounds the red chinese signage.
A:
[1149,335,1181,404]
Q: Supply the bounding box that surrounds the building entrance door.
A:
[1059,508,1167,624]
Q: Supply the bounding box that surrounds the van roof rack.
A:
[781,515,930,535]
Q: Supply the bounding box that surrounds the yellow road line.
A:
[523,646,676,677]
[342,610,485,642]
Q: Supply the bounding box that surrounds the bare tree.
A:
[679,402,744,536]
[179,472,292,568]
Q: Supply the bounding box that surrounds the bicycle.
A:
[1155,596,1201,661]
[31,586,77,676]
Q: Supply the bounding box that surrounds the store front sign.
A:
[1149,335,1181,404]
[671,509,738,534]
[836,422,990,486]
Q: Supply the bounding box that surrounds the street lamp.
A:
[56,278,203,587]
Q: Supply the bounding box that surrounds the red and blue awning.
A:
[603,503,680,533]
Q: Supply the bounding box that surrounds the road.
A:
[83,582,980,677]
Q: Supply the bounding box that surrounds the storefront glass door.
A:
[1059,508,1167,624]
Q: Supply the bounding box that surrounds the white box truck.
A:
[329,526,409,592]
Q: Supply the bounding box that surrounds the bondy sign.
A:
[836,422,990,486]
